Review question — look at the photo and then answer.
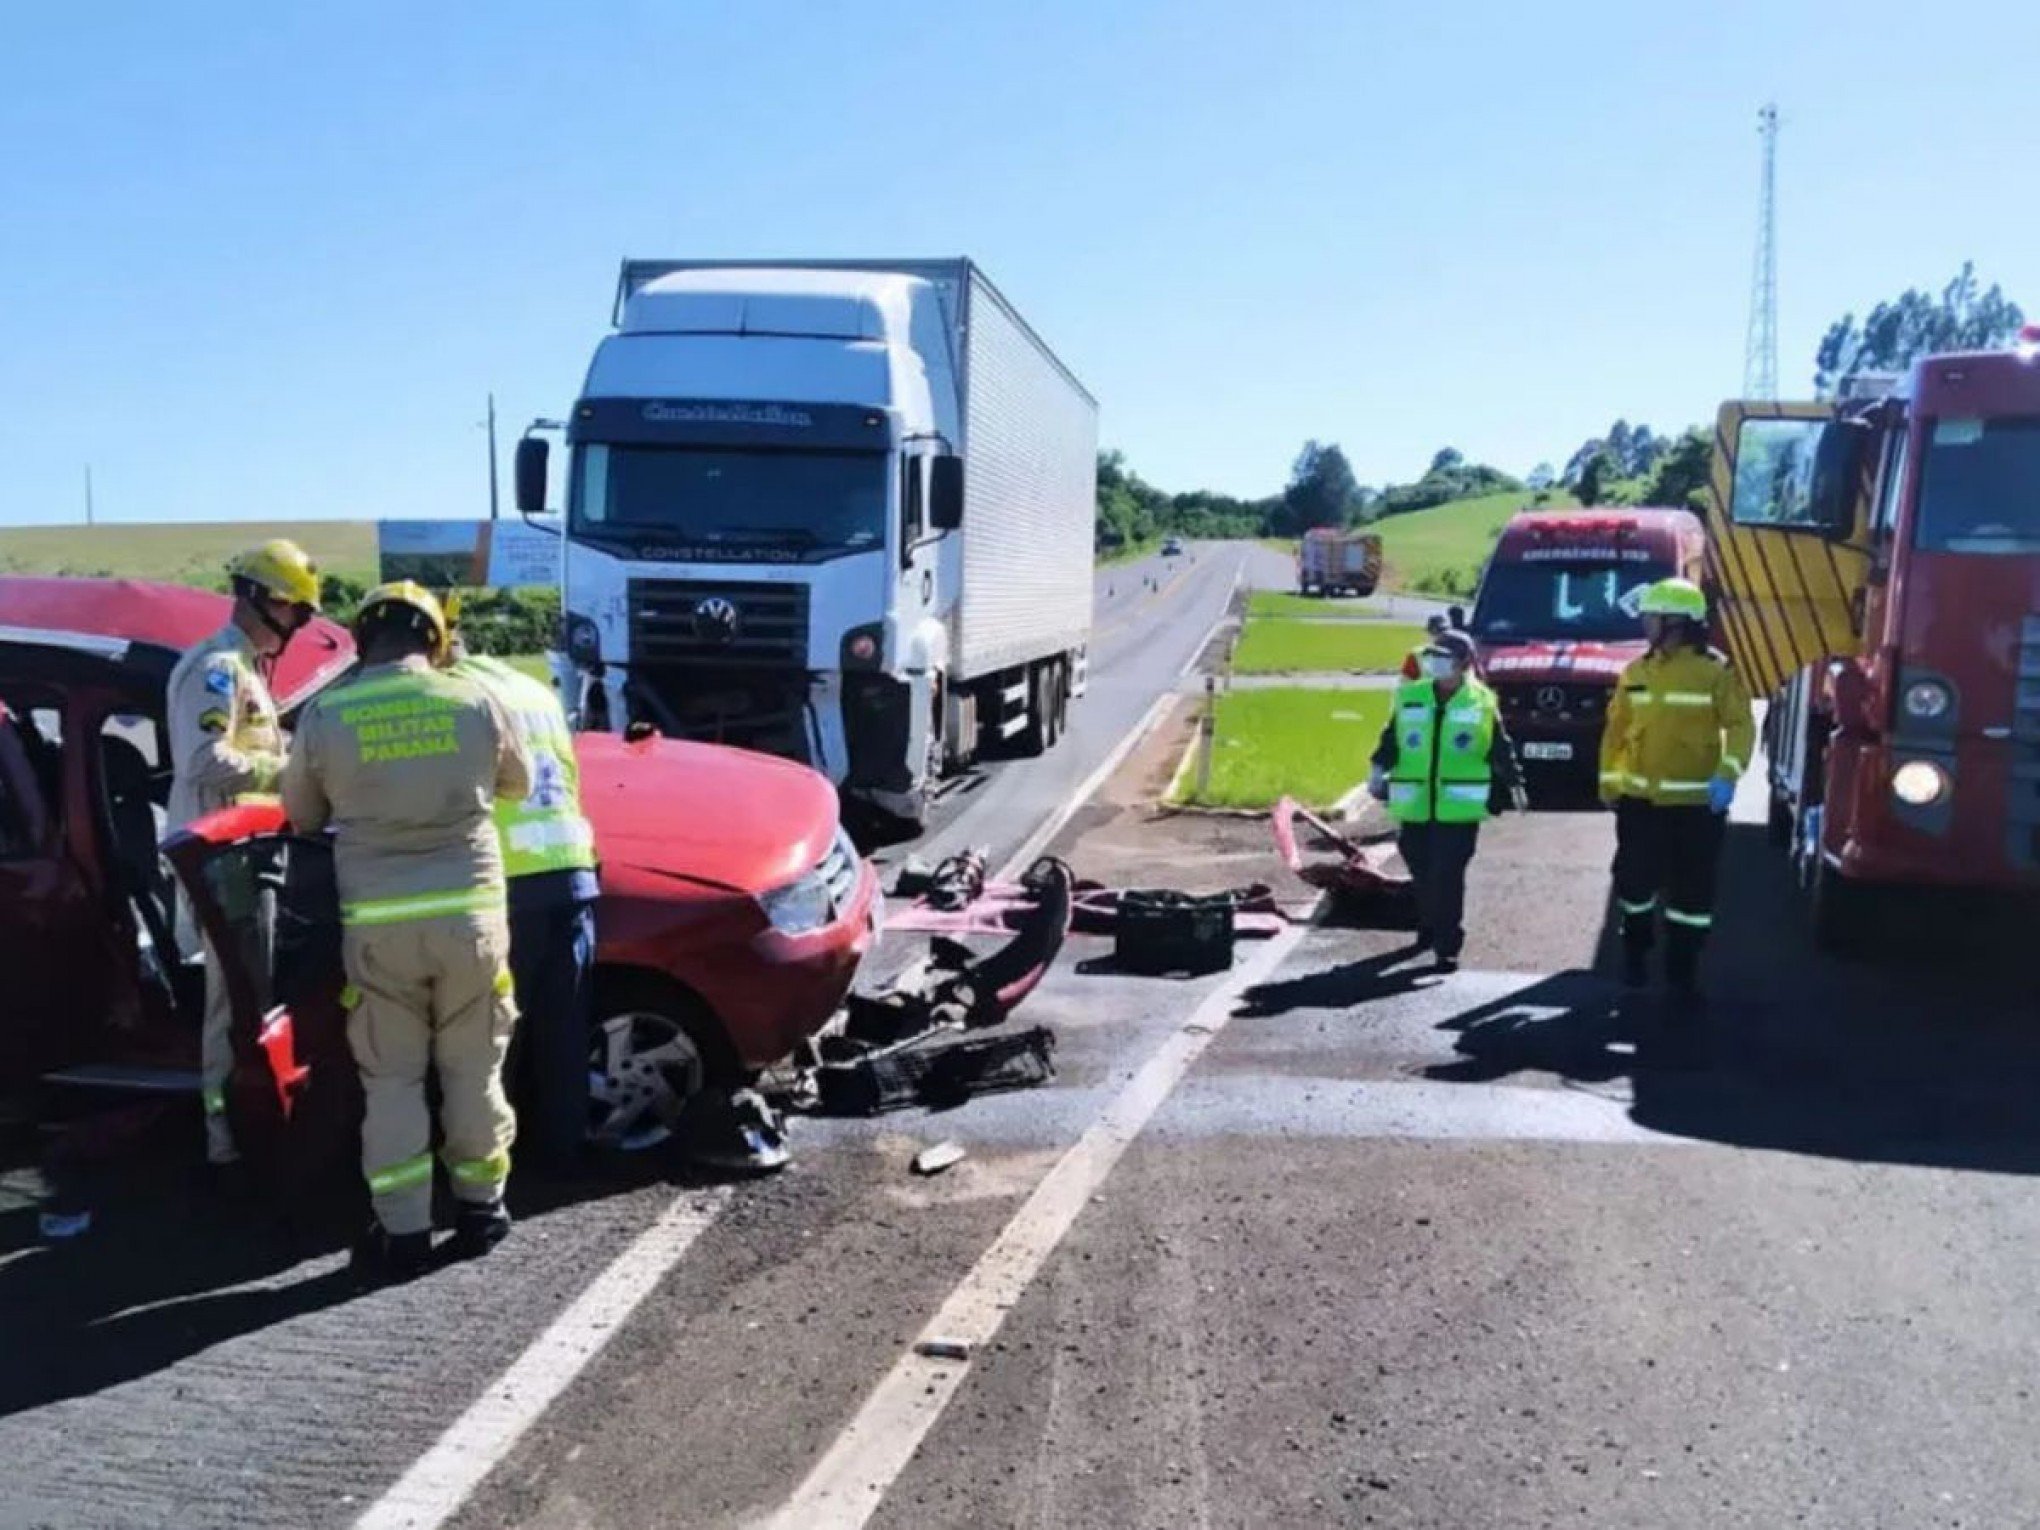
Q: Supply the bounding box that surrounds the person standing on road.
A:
[280,582,532,1283]
[165,539,323,1170]
[1369,630,1525,972]
[1598,578,1754,1004]
[447,641,599,1170]
[1400,613,1453,681]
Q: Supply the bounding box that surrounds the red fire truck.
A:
[1707,330,2040,948]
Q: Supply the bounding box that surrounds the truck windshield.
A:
[572,443,887,558]
[1914,416,2040,554]
[1471,561,1668,643]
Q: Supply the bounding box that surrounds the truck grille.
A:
[628,579,810,669]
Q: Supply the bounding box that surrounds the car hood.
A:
[1477,638,1643,685]
[575,733,840,896]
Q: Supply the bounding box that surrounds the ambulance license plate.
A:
[1522,742,1574,761]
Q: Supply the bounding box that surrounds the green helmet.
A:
[1639,577,1707,621]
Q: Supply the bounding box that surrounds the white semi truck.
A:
[516,258,1098,826]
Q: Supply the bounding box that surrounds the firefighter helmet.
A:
[354,580,451,663]
[228,539,322,610]
[1638,577,1707,621]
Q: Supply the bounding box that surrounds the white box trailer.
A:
[519,258,1098,826]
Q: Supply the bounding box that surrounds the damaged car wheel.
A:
[587,1005,707,1153]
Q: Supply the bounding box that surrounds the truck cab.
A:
[1468,508,1705,789]
[1709,337,2040,946]
[520,260,1097,830]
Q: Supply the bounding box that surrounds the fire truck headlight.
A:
[1902,679,1953,720]
[1890,759,1950,807]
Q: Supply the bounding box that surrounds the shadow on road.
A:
[1234,945,1441,1016]
[1420,823,2040,1175]
[0,1107,717,1420]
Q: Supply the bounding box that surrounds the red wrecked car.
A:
[0,576,879,1191]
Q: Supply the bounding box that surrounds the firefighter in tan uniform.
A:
[281,582,532,1283]
[165,539,322,1167]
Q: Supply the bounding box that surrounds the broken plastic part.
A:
[912,1141,967,1176]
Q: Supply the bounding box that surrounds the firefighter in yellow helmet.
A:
[165,538,322,1168]
[1599,578,1755,1005]
[280,582,533,1283]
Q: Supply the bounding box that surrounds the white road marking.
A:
[352,1189,730,1530]
[356,546,1260,1528]
[996,691,1177,882]
[999,553,1245,881]
[764,917,1316,1530]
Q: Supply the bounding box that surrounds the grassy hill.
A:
[1373,490,1579,597]
[0,521,379,589]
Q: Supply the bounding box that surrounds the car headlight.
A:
[758,872,832,934]
[1890,759,1950,806]
[1902,679,1952,720]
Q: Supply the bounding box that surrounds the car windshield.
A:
[1471,561,1668,643]
[571,443,887,559]
[1913,415,2040,553]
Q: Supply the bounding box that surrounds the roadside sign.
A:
[377,520,556,590]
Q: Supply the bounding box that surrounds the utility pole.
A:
[84,465,94,526]
[485,392,501,521]
[1743,103,1780,400]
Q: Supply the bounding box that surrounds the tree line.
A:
[1098,262,2024,548]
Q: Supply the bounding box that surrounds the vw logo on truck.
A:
[693,596,741,645]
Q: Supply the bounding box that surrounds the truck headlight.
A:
[1890,759,1950,806]
[563,613,601,665]
[1902,679,1952,720]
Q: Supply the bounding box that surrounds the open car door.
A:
[162,803,362,1212]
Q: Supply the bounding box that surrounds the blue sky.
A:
[3,0,2037,525]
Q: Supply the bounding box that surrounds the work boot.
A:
[449,1198,513,1261]
[350,1222,433,1287]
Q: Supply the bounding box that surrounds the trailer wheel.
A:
[1015,665,1048,757]
[1042,662,1066,750]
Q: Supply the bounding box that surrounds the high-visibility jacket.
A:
[1381,677,1503,824]
[1599,646,1755,807]
[452,656,597,881]
[165,622,285,835]
[279,657,532,927]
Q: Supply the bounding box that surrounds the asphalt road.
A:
[7,542,2037,1530]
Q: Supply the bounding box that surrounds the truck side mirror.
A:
[930,454,964,532]
[1809,419,1868,540]
[514,437,550,518]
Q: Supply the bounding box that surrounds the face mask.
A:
[1422,654,1458,680]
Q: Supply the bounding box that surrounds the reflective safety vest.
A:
[1386,677,1499,824]
[1598,647,1755,807]
[453,655,597,879]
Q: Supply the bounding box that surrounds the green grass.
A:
[1098,538,1159,567]
[0,520,379,588]
[1245,590,1402,622]
[1231,619,1422,674]
[1185,688,1392,809]
[1374,490,1579,597]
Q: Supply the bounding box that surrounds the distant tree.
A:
[1642,427,1712,510]
[1562,437,1606,488]
[1576,450,1621,508]
[1815,262,2025,396]
[1525,462,1557,491]
[1428,447,1465,476]
[1281,440,1361,533]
